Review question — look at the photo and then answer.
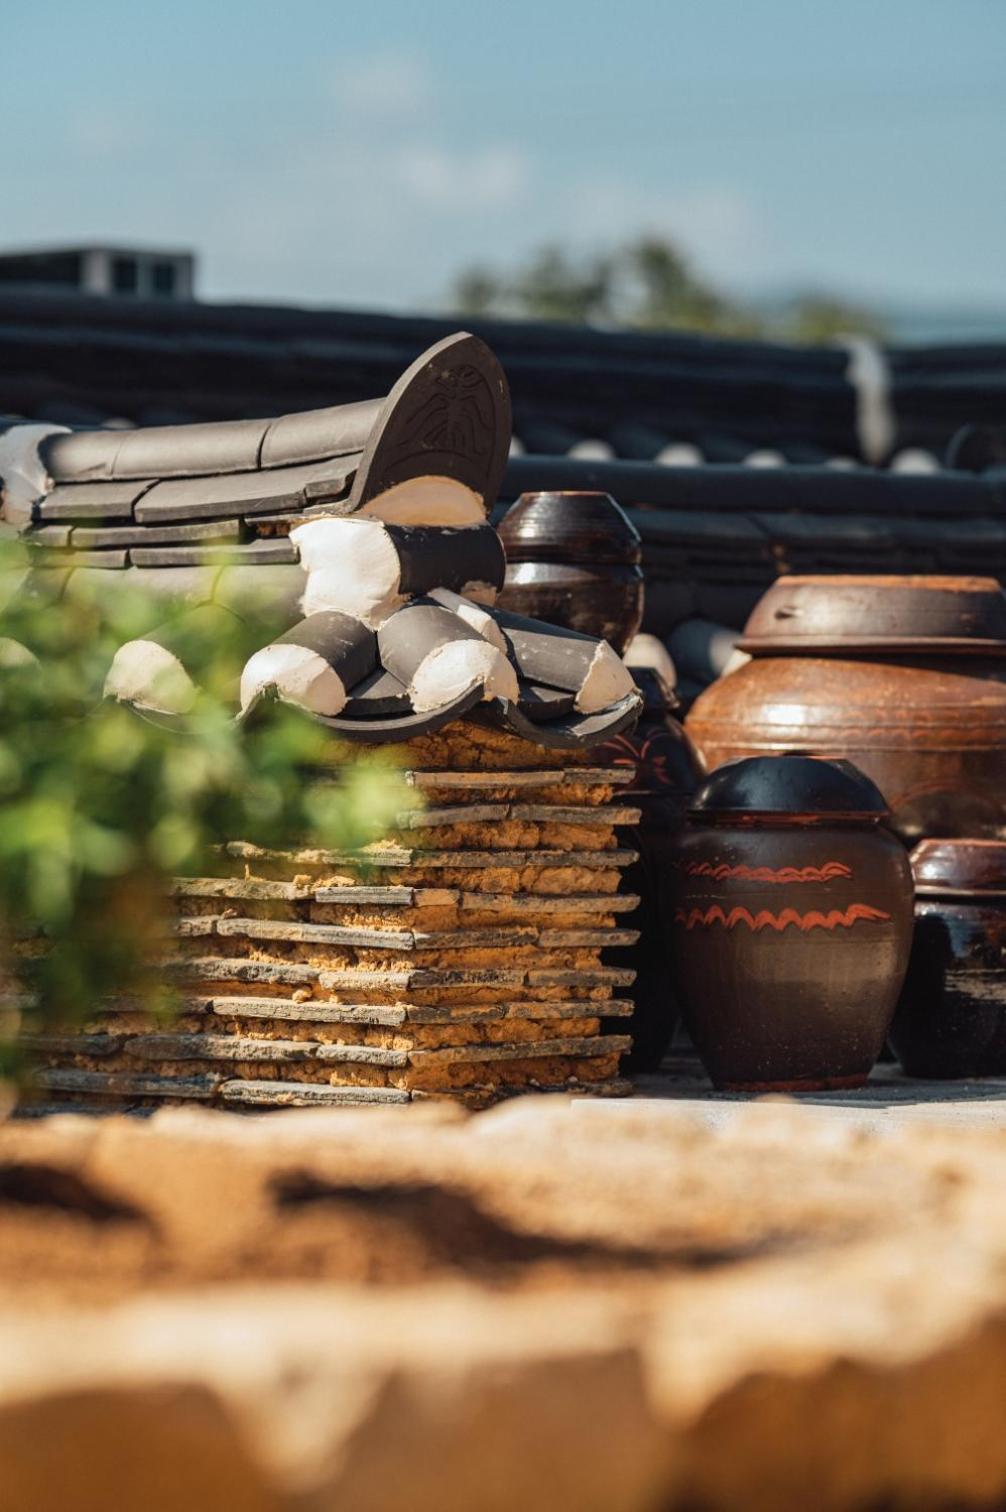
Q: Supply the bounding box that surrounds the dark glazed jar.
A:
[685,576,1006,843]
[597,666,705,1071]
[670,755,914,1091]
[890,839,1006,1077]
[497,491,644,654]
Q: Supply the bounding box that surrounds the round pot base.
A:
[714,1072,870,1094]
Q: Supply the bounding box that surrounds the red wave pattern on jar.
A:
[679,860,853,884]
[674,903,891,933]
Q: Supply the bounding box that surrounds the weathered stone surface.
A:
[207,997,408,1027]
[214,917,416,949]
[219,1081,410,1107]
[407,1035,631,1067]
[1,1102,1006,1509]
[403,766,633,791]
[173,878,315,902]
[32,1068,219,1099]
[312,886,417,906]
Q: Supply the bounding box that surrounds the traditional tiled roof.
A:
[5,288,1005,467]
[5,299,1005,714]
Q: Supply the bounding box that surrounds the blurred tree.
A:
[777,295,890,345]
[452,267,499,318]
[0,553,413,1081]
[511,247,615,324]
[451,235,887,343]
[617,237,762,336]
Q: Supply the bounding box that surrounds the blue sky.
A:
[6,0,1005,314]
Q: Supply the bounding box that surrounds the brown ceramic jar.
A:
[890,839,1006,1078]
[685,576,1006,844]
[670,755,914,1091]
[596,666,705,1071]
[497,491,644,654]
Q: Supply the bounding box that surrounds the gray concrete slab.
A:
[613,1054,1006,1132]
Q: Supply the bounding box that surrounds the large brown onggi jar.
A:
[685,576,1006,844]
[669,755,914,1091]
[497,491,644,655]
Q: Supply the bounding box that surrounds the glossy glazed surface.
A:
[911,838,1006,894]
[891,898,1006,1077]
[499,560,644,654]
[499,491,642,565]
[687,654,1006,843]
[497,492,645,654]
[692,753,888,818]
[739,574,1006,653]
[670,819,914,1090]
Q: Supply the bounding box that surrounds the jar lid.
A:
[911,838,1006,896]
[690,754,890,821]
[498,492,642,566]
[737,575,1006,655]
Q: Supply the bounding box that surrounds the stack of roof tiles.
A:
[3,331,648,1110]
[29,722,639,1110]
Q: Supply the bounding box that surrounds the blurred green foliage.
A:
[0,548,413,1072]
[453,235,888,343]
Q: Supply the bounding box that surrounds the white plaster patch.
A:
[292,518,402,626]
[429,589,509,652]
[410,640,519,712]
[240,642,347,716]
[104,640,197,715]
[575,642,635,714]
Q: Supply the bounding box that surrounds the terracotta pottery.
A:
[686,576,1006,843]
[669,755,914,1092]
[497,492,644,654]
[739,574,1006,652]
[597,667,705,1071]
[890,839,1006,1078]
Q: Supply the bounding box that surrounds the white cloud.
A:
[67,107,146,161]
[397,144,528,210]
[331,51,434,121]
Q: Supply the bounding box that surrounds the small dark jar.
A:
[669,755,915,1091]
[497,491,644,655]
[597,666,706,1071]
[890,840,1006,1078]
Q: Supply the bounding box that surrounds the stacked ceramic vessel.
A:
[682,574,1006,1086]
[496,491,645,655]
[495,490,706,1071]
[687,575,1006,844]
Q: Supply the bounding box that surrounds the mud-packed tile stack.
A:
[29,722,640,1109]
[3,331,645,1108]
